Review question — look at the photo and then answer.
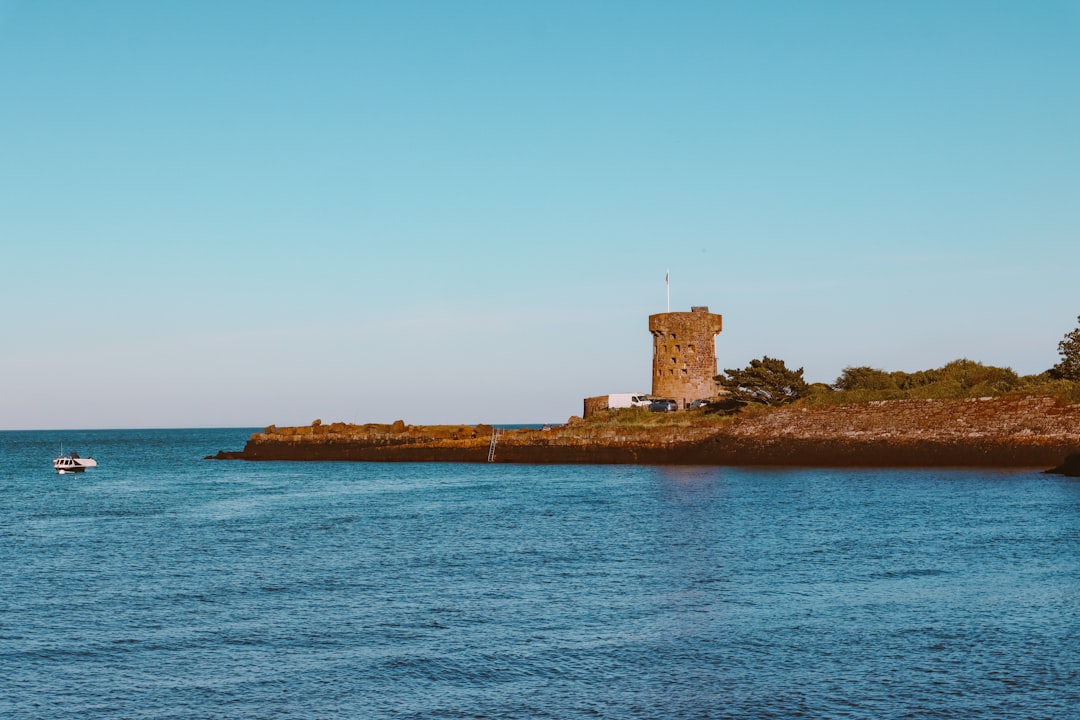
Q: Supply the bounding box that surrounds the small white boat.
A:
[53,450,97,474]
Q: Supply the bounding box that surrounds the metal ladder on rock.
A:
[487,428,499,462]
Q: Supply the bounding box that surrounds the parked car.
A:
[648,399,677,412]
[688,399,710,410]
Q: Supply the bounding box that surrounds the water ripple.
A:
[1,430,1078,719]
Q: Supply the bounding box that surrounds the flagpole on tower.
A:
[665,269,670,313]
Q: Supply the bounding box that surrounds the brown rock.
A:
[1046,452,1080,476]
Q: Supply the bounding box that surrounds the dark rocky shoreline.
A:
[210,436,1076,467]
[1045,452,1080,476]
[209,396,1080,469]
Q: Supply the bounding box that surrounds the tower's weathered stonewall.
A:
[649,306,723,408]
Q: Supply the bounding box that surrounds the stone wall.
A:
[583,395,610,419]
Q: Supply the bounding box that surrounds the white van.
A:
[607,393,651,409]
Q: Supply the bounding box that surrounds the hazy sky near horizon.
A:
[2,1,1078,429]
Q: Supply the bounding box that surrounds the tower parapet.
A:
[649,306,723,407]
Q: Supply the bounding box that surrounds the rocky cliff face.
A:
[211,396,1080,467]
[727,396,1077,442]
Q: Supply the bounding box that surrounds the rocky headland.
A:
[209,396,1080,468]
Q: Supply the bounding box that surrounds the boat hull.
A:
[53,455,97,474]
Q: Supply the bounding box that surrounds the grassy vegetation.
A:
[714,318,1080,409]
[584,359,1080,429]
[802,359,1080,406]
[579,406,735,428]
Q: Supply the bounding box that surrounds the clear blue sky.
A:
[2,1,1078,429]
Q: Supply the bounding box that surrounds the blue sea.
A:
[1,428,1078,719]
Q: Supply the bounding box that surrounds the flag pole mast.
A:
[666,269,670,313]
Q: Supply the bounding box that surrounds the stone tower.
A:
[649,306,723,407]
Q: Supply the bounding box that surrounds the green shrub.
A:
[834,366,897,392]
[1048,315,1080,381]
[716,356,809,406]
[805,359,1062,405]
